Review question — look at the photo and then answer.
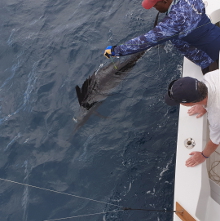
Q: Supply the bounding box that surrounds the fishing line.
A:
[44,210,125,221]
[110,56,118,70]
[154,12,161,74]
[0,177,182,221]
[0,178,121,208]
[123,207,180,213]
[44,207,181,221]
[44,207,180,221]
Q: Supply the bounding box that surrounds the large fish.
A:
[73,51,146,133]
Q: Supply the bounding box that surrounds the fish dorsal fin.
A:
[75,75,95,106]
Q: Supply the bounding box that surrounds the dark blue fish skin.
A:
[76,51,146,109]
[74,51,146,133]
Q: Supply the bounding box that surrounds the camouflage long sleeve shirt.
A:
[114,0,220,69]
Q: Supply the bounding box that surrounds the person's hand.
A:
[187,104,207,118]
[104,46,115,58]
[185,151,206,167]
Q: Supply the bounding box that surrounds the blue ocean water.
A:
[0,0,183,220]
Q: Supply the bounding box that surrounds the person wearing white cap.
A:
[104,0,220,74]
[165,70,220,167]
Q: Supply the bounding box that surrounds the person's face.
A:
[153,0,172,13]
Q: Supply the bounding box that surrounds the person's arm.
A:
[171,39,214,69]
[185,104,220,166]
[185,139,219,167]
[113,16,182,56]
[112,0,203,56]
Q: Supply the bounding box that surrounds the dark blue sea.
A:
[0,1,182,221]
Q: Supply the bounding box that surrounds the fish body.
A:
[75,51,145,110]
[73,51,146,133]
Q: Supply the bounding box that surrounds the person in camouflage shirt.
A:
[104,0,220,74]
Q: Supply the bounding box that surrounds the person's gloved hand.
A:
[104,46,116,58]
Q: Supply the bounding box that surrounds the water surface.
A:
[0,0,182,220]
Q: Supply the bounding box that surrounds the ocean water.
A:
[0,0,183,221]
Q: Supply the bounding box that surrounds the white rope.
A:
[156,45,161,73]
[0,178,120,208]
